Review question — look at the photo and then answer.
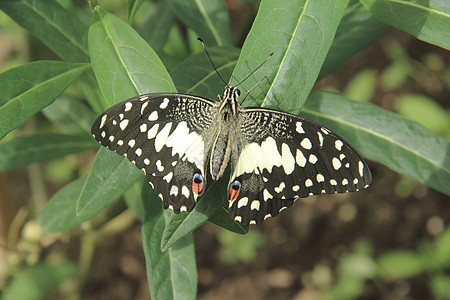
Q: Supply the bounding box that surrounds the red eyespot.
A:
[192,173,204,196]
[229,180,241,202]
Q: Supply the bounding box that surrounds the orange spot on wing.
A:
[229,186,240,202]
[192,180,204,196]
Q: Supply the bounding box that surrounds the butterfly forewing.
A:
[91,93,216,213]
[227,108,372,225]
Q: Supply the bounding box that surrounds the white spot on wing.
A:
[353,178,359,184]
[340,153,346,160]
[135,148,142,156]
[358,161,364,177]
[296,149,306,167]
[317,132,324,148]
[124,102,132,112]
[154,123,172,152]
[140,101,148,114]
[160,97,169,109]
[342,178,349,185]
[274,182,285,193]
[148,111,158,121]
[109,135,114,142]
[117,140,123,146]
[301,138,312,150]
[264,214,272,220]
[170,185,178,196]
[144,158,150,165]
[147,124,159,139]
[182,185,190,198]
[296,121,305,134]
[335,140,343,151]
[292,185,300,191]
[140,123,147,132]
[119,119,129,130]
[330,179,337,185]
[238,197,249,208]
[332,157,341,170]
[128,139,135,148]
[251,200,260,211]
[309,154,318,164]
[163,172,173,183]
[263,189,272,201]
[99,115,107,128]
[305,179,313,187]
[234,216,242,222]
[180,206,187,212]
[281,143,295,175]
[156,160,164,172]
[317,174,325,182]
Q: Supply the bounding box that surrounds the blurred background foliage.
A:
[0,0,449,299]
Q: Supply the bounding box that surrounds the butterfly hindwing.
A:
[228,108,372,225]
[91,93,215,213]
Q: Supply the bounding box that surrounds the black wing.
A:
[228,108,372,225]
[91,93,216,213]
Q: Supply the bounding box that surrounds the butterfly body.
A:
[92,86,371,225]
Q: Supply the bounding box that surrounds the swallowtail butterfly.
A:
[91,82,372,225]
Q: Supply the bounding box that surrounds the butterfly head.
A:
[219,86,240,120]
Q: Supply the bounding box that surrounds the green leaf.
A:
[89,6,176,107]
[42,96,97,136]
[378,250,426,278]
[302,92,450,196]
[394,94,450,138]
[233,0,349,111]
[360,0,450,50]
[76,148,143,216]
[1,262,77,300]
[39,177,102,232]
[168,0,233,47]
[81,6,177,215]
[127,0,146,24]
[170,45,240,99]
[208,207,249,235]
[137,0,175,55]
[0,133,98,171]
[318,2,386,79]
[0,0,89,62]
[0,61,89,140]
[141,183,197,300]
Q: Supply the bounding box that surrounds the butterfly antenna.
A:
[240,76,269,104]
[235,52,273,88]
[198,38,228,86]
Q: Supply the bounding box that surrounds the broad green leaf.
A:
[168,0,233,47]
[76,148,142,216]
[360,0,450,50]
[39,177,104,232]
[42,96,97,137]
[137,0,175,55]
[79,6,177,215]
[124,178,146,221]
[89,6,176,107]
[170,45,240,99]
[0,61,89,140]
[0,133,98,171]
[302,92,450,196]
[0,0,89,62]
[318,2,386,79]
[142,183,197,300]
[1,262,77,300]
[161,174,247,251]
[233,0,349,111]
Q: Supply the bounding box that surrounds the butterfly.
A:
[91,83,372,226]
